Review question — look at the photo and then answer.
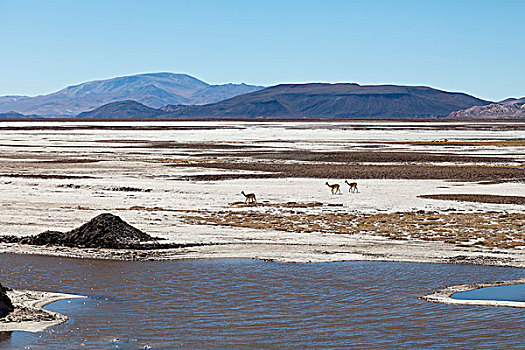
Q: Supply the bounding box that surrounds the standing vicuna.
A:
[345,180,359,193]
[325,182,341,195]
[241,191,257,204]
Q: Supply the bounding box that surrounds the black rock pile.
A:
[18,213,155,249]
[0,213,213,250]
[0,283,14,318]
[0,213,207,250]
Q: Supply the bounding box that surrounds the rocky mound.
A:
[19,213,157,249]
[0,213,211,251]
[0,283,14,318]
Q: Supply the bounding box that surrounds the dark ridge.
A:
[1,213,204,250]
[161,83,492,118]
[0,283,14,318]
[0,174,96,179]
[76,100,165,118]
[0,112,40,119]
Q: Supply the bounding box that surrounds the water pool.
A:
[1,253,524,349]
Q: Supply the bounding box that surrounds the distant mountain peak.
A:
[0,73,264,116]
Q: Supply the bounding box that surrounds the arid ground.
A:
[1,120,525,265]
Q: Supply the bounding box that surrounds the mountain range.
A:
[161,83,490,118]
[2,72,524,119]
[78,83,491,119]
[0,73,263,116]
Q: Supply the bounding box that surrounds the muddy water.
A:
[1,254,524,349]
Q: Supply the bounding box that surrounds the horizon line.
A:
[2,71,521,102]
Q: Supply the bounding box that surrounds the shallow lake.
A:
[453,283,525,303]
[1,253,524,349]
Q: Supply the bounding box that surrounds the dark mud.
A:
[171,161,525,182]
[419,194,525,205]
[0,174,96,180]
[246,150,512,164]
[0,125,246,131]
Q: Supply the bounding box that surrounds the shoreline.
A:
[422,278,525,308]
[0,289,86,333]
[2,231,525,267]
[0,246,523,333]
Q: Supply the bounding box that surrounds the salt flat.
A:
[1,120,525,265]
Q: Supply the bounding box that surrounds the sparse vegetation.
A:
[181,207,525,249]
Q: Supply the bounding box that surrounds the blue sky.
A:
[1,0,523,101]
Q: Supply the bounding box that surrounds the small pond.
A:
[452,283,525,303]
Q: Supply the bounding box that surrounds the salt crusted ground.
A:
[1,121,525,266]
[422,278,525,308]
[0,289,85,332]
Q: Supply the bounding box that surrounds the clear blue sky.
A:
[1,0,523,101]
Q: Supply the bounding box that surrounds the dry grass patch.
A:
[181,209,525,249]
